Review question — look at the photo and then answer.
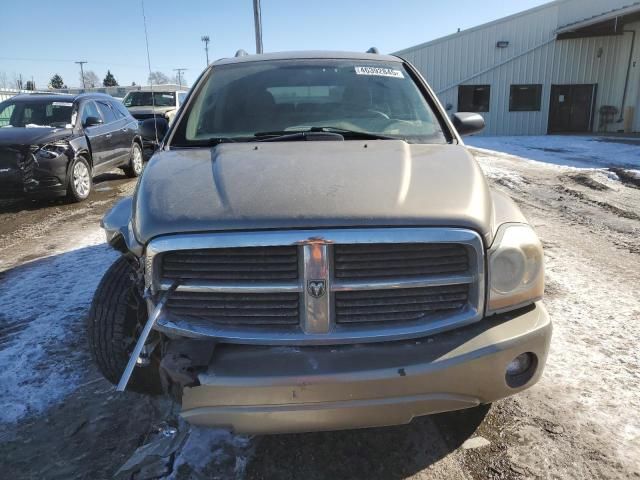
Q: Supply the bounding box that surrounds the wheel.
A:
[87,256,162,394]
[123,142,144,178]
[67,156,92,202]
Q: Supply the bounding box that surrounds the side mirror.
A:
[140,117,169,142]
[452,112,485,136]
[84,116,103,128]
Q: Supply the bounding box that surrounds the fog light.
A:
[505,352,537,388]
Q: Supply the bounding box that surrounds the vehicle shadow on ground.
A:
[245,405,490,479]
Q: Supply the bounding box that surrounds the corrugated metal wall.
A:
[397,0,640,135]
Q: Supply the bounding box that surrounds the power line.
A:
[75,61,88,89]
[0,56,181,71]
[173,68,187,87]
[201,36,210,66]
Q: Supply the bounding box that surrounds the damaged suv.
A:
[89,51,551,434]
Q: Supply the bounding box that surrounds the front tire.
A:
[67,156,92,202]
[123,142,144,178]
[87,256,162,394]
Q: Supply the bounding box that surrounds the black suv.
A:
[0,93,143,202]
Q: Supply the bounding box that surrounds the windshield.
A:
[123,91,176,107]
[0,99,75,128]
[172,59,448,145]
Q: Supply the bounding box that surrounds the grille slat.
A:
[163,263,297,273]
[334,264,469,278]
[333,284,469,300]
[335,258,468,270]
[336,292,468,307]
[334,243,469,280]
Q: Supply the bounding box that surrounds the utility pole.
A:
[173,68,187,87]
[201,35,210,66]
[253,0,263,54]
[75,61,88,88]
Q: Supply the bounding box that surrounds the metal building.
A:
[395,0,640,135]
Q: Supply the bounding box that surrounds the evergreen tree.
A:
[49,74,64,89]
[103,70,118,87]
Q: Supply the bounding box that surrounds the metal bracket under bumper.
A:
[116,282,180,392]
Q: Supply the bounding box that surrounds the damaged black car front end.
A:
[0,139,75,198]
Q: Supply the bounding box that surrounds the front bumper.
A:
[181,302,551,434]
[0,154,68,198]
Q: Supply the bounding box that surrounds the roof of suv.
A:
[11,92,115,103]
[213,50,402,66]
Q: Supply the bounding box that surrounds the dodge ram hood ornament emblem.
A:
[307,280,327,298]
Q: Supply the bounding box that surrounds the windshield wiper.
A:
[312,126,401,140]
[254,127,400,141]
[255,130,344,142]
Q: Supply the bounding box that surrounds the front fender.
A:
[101,197,143,256]
[489,189,529,247]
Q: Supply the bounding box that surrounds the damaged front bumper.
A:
[0,146,68,198]
[172,302,551,434]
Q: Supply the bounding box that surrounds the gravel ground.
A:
[0,139,639,479]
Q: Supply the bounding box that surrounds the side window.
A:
[81,101,102,126]
[109,101,125,119]
[178,92,187,105]
[111,100,131,118]
[0,104,15,127]
[96,101,118,124]
[458,85,491,112]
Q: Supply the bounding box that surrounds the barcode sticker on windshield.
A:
[52,102,73,107]
[355,66,404,79]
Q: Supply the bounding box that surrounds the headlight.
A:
[32,143,68,159]
[487,223,544,314]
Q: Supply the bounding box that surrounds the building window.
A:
[458,85,491,112]
[509,84,542,111]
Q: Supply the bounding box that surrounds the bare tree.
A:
[171,73,188,87]
[147,71,170,85]
[80,70,100,88]
[0,71,8,89]
[13,73,24,90]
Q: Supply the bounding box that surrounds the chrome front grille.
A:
[335,284,470,324]
[148,229,485,345]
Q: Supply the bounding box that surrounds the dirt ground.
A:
[0,142,639,479]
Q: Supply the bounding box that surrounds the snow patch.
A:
[467,135,640,170]
[168,425,252,479]
[0,230,116,424]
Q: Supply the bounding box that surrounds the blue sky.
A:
[1,0,548,89]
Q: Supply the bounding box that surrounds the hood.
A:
[133,141,494,244]
[128,106,175,115]
[0,127,72,147]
